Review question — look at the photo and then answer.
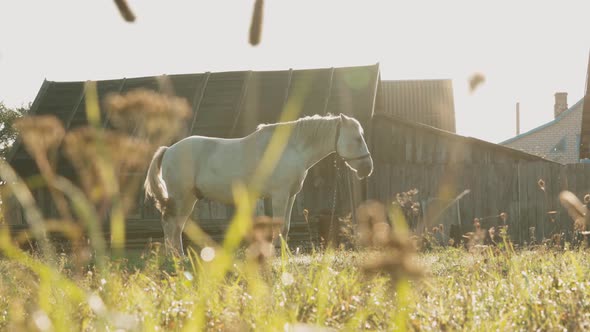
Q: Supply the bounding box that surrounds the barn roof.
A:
[372,113,559,164]
[376,79,456,132]
[9,64,381,162]
[9,63,548,167]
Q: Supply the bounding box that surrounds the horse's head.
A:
[335,113,373,179]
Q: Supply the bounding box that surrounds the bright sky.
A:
[0,1,588,143]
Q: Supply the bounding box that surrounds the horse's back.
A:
[160,135,255,202]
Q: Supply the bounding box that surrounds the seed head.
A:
[114,0,136,22]
[575,218,586,232]
[538,179,546,191]
[356,200,388,247]
[357,200,425,283]
[14,115,65,159]
[245,216,282,264]
[362,248,424,282]
[303,209,309,224]
[500,212,508,223]
[469,73,486,93]
[104,89,191,145]
[63,127,150,205]
[559,191,588,230]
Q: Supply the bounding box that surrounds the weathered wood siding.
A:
[368,115,590,243]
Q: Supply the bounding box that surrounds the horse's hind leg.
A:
[162,196,196,256]
[271,192,289,247]
[282,195,296,239]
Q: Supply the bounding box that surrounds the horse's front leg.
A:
[282,195,296,239]
[271,192,289,247]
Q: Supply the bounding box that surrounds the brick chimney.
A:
[554,92,568,118]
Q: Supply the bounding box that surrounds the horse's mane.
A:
[256,114,342,148]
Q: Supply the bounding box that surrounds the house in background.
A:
[503,54,590,164]
[500,92,584,164]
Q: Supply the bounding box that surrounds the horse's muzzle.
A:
[355,159,373,179]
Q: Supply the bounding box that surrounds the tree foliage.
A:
[0,101,31,158]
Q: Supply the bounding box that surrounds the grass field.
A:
[2,243,590,331]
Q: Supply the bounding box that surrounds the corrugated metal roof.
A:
[376,79,456,132]
[9,64,381,162]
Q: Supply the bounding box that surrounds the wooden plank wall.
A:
[367,161,576,243]
[368,117,590,244]
[5,161,590,248]
[8,115,590,249]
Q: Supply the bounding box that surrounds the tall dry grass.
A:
[0,79,425,330]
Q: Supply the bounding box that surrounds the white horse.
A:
[144,113,373,255]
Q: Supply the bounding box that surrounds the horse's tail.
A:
[144,146,169,213]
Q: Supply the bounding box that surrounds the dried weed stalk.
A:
[13,115,64,161]
[357,200,424,283]
[302,209,313,245]
[538,179,546,192]
[249,0,264,46]
[104,89,191,145]
[469,73,486,93]
[13,115,64,185]
[462,219,486,250]
[13,115,73,220]
[245,216,282,264]
[559,190,590,234]
[113,0,135,22]
[6,85,195,267]
[395,189,421,229]
[63,127,150,214]
[361,233,425,283]
[529,226,537,245]
[357,200,389,247]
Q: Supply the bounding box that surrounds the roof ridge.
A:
[42,63,381,85]
[373,113,559,164]
[381,78,452,83]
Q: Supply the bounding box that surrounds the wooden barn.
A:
[6,64,381,249]
[6,63,586,248]
[368,114,565,244]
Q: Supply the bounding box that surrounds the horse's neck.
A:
[295,120,338,169]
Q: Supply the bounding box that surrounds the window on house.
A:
[551,137,567,153]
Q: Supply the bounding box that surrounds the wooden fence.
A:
[368,161,590,244]
[5,160,590,249]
